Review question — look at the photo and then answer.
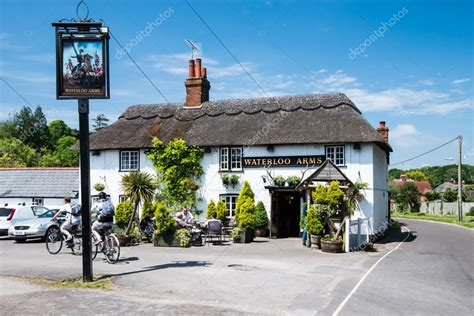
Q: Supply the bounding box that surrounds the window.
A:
[120,150,139,171]
[32,197,44,206]
[119,195,128,203]
[220,147,242,171]
[326,145,345,166]
[220,194,238,217]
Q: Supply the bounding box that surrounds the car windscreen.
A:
[38,210,56,218]
[0,208,14,217]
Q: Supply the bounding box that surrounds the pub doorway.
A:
[270,191,301,238]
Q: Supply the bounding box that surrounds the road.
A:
[0,219,472,315]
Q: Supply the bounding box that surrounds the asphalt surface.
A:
[0,219,472,315]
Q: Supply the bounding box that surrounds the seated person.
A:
[175,213,193,229]
[182,207,194,224]
[205,212,222,231]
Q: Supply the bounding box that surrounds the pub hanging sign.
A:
[243,155,326,168]
[53,21,110,99]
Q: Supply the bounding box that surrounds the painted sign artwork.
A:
[59,38,106,98]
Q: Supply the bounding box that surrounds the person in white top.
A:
[182,207,194,223]
[52,197,80,246]
[91,192,115,244]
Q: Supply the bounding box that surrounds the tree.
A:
[235,181,255,217]
[216,200,229,223]
[38,136,79,167]
[393,182,420,212]
[146,137,204,208]
[388,168,403,181]
[14,106,50,151]
[121,171,157,235]
[235,181,257,229]
[255,201,268,228]
[425,191,441,201]
[442,188,458,202]
[48,120,74,148]
[0,119,18,139]
[0,137,39,167]
[206,200,217,219]
[405,170,427,181]
[92,114,110,131]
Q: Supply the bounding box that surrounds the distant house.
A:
[0,168,79,208]
[434,181,459,194]
[391,175,433,201]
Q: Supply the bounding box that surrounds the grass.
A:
[29,276,113,290]
[392,212,474,229]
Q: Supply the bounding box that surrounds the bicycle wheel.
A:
[71,236,82,255]
[91,234,99,260]
[104,235,120,264]
[45,226,63,254]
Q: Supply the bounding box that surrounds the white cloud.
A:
[390,124,419,148]
[20,53,55,64]
[312,69,357,90]
[419,79,435,86]
[0,70,55,83]
[452,78,471,84]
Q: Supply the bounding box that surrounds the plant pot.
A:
[233,229,254,243]
[116,235,133,247]
[321,239,343,253]
[153,234,181,247]
[255,227,267,237]
[310,235,322,249]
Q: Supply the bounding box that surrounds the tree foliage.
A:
[216,200,229,223]
[121,171,157,235]
[38,136,79,167]
[146,137,204,208]
[442,188,458,202]
[389,165,474,188]
[235,181,257,229]
[14,106,50,151]
[0,137,39,167]
[255,201,268,228]
[306,205,324,235]
[405,170,427,181]
[92,114,110,131]
[391,182,420,212]
[115,201,134,228]
[206,200,217,219]
[48,120,75,148]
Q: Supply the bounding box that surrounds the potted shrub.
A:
[233,181,257,243]
[153,203,179,247]
[254,201,269,237]
[306,205,323,248]
[216,200,229,226]
[114,201,134,246]
[273,176,286,186]
[286,176,301,187]
[221,174,240,188]
[320,236,343,253]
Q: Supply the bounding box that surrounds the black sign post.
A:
[53,19,110,282]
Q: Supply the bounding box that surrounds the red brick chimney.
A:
[185,58,211,107]
[377,121,389,142]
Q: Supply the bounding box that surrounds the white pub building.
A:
[89,58,392,241]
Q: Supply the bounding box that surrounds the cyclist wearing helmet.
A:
[91,192,115,244]
[52,197,81,247]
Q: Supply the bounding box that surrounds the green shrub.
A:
[216,200,229,223]
[466,207,474,216]
[115,201,134,228]
[154,203,176,236]
[443,188,458,202]
[306,205,324,235]
[231,227,244,242]
[235,181,255,216]
[238,197,256,228]
[94,183,105,192]
[274,176,286,186]
[286,176,301,187]
[255,201,268,228]
[206,200,216,219]
[221,174,240,188]
[174,228,191,247]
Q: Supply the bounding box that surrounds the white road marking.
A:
[332,226,411,316]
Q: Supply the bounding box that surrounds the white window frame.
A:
[326,145,345,166]
[220,194,238,217]
[120,150,140,171]
[220,148,229,170]
[220,147,242,171]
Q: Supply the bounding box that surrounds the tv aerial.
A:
[185,39,201,59]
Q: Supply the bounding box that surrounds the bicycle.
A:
[92,224,120,264]
[45,220,98,257]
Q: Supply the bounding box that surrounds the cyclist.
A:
[52,197,80,247]
[91,192,115,244]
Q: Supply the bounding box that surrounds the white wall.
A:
[89,143,388,234]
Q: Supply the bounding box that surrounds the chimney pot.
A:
[195,58,202,78]
[379,121,386,128]
[188,59,195,78]
[202,67,207,78]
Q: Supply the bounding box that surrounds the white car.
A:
[0,205,50,236]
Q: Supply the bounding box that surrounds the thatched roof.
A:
[89,93,392,152]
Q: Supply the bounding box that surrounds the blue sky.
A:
[0,0,472,169]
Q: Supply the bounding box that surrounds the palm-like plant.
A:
[121,171,157,235]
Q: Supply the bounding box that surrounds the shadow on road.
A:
[99,260,211,278]
[377,228,417,245]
